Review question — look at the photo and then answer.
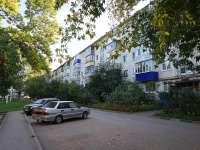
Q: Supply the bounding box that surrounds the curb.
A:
[153,115,200,124]
[0,112,8,129]
[180,119,193,123]
[160,117,170,120]
[24,114,43,150]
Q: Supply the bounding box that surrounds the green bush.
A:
[168,89,200,116]
[110,81,143,105]
[156,89,200,121]
[88,102,160,112]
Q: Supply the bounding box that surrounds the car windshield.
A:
[47,101,57,108]
[34,99,46,104]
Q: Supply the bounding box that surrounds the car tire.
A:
[82,112,88,119]
[54,115,63,124]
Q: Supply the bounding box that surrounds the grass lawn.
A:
[0,99,33,112]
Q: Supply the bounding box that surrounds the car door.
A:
[57,102,71,119]
[69,102,82,117]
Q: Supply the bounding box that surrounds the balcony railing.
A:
[73,67,80,73]
[74,59,81,64]
[136,72,158,82]
[73,76,80,81]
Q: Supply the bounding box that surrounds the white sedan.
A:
[32,101,90,124]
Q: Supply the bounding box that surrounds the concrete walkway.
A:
[0,111,42,150]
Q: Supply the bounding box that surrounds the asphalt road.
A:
[28,109,200,150]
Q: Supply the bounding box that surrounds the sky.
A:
[51,0,150,70]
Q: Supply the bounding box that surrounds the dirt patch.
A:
[0,112,7,126]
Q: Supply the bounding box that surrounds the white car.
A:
[32,101,90,124]
[23,98,60,115]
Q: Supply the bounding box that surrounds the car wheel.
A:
[54,115,63,124]
[82,112,88,119]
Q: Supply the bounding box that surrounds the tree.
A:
[0,0,60,96]
[0,27,23,98]
[0,0,19,21]
[57,80,70,100]
[68,81,80,100]
[89,62,123,99]
[24,75,52,99]
[55,0,200,71]
[115,0,200,71]
[75,86,93,104]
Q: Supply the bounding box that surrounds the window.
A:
[162,63,166,71]
[123,55,128,62]
[101,56,104,61]
[180,66,186,73]
[124,70,128,77]
[132,52,135,60]
[57,103,70,109]
[85,55,95,63]
[85,65,95,74]
[138,48,141,56]
[133,68,135,75]
[101,45,105,52]
[69,102,79,108]
[96,55,98,60]
[162,61,171,71]
[136,60,153,73]
[85,46,94,56]
[106,42,117,52]
[163,84,169,92]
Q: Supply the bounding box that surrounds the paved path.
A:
[0,111,41,150]
[29,109,200,150]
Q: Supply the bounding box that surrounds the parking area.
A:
[28,109,200,150]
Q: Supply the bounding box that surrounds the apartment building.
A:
[52,33,200,95]
[51,0,200,94]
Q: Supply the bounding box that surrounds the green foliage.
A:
[0,0,60,96]
[177,89,200,116]
[157,89,200,121]
[145,81,158,101]
[57,80,70,100]
[0,27,23,97]
[0,0,19,22]
[75,87,93,105]
[55,80,93,104]
[88,102,159,112]
[89,62,123,98]
[24,75,52,99]
[113,0,200,71]
[110,81,143,104]
[100,92,106,101]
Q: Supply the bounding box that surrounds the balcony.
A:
[84,72,93,78]
[135,54,153,63]
[85,62,95,67]
[73,76,80,81]
[73,67,80,73]
[136,72,158,82]
[85,83,90,88]
[65,73,70,77]
[74,59,81,64]
[65,65,70,69]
